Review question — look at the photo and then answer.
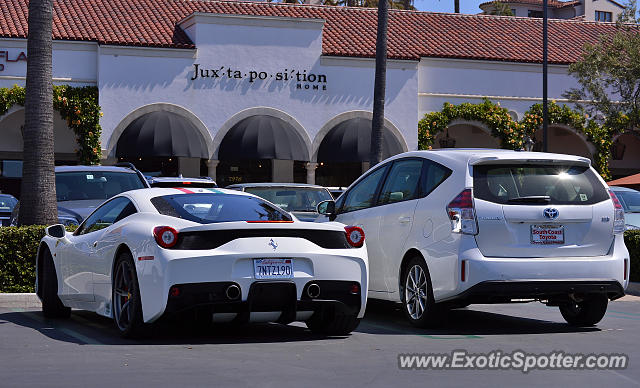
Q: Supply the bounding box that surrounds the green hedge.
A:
[0,226,639,293]
[624,230,640,283]
[0,225,47,293]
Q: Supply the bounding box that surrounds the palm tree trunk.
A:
[454,0,460,13]
[19,0,57,225]
[370,0,389,167]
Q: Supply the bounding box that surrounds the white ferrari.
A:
[36,187,368,337]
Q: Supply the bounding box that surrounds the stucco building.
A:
[0,0,637,196]
[479,0,625,21]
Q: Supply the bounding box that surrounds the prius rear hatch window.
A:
[473,164,609,205]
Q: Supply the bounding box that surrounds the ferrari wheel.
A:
[41,249,71,319]
[112,251,145,338]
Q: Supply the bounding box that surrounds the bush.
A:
[624,230,640,282]
[0,225,47,292]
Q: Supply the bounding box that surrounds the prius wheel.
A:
[559,294,608,327]
[41,249,71,319]
[401,256,439,328]
[306,307,360,336]
[112,251,145,338]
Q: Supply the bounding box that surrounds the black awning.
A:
[317,117,404,163]
[218,115,308,161]
[116,111,208,159]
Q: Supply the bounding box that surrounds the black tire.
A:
[400,256,441,328]
[306,307,360,336]
[112,251,145,338]
[559,294,609,326]
[41,248,71,318]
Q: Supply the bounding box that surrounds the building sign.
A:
[190,64,327,91]
[0,50,27,72]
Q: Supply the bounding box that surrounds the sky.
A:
[413,0,486,13]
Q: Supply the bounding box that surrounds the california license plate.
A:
[531,224,564,244]
[253,258,293,279]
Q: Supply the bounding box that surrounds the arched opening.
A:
[114,110,210,177]
[610,132,640,180]
[533,125,593,160]
[315,117,405,187]
[432,121,499,149]
[0,108,77,198]
[216,115,310,186]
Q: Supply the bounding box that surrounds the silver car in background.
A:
[609,186,640,230]
[226,183,334,222]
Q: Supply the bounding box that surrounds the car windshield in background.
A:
[613,190,640,213]
[0,195,17,211]
[55,172,146,201]
[151,181,217,188]
[473,164,609,205]
[151,193,292,223]
[243,187,333,212]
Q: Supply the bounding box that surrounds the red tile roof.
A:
[0,0,633,63]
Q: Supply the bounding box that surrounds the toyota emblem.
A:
[543,208,559,220]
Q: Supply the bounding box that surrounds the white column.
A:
[306,162,318,185]
[100,150,118,166]
[206,159,219,182]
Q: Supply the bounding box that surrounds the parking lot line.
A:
[608,309,640,317]
[11,309,105,345]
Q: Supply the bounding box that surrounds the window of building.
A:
[528,9,543,18]
[595,11,612,22]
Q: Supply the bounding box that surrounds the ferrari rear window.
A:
[151,193,292,223]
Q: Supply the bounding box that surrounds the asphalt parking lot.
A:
[1,296,639,388]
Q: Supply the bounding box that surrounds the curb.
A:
[0,293,41,308]
[627,282,640,297]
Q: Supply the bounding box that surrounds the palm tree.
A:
[488,1,514,15]
[18,0,58,225]
[370,0,389,167]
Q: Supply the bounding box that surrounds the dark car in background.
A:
[226,183,334,222]
[147,176,217,188]
[11,164,149,226]
[0,194,18,226]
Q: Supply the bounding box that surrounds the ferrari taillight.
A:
[344,226,365,248]
[153,226,178,248]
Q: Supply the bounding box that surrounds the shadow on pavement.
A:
[357,299,599,336]
[0,309,336,346]
[1,299,599,345]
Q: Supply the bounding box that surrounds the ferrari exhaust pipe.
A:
[307,283,321,298]
[226,284,240,300]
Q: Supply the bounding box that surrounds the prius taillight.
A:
[447,189,478,235]
[609,190,625,235]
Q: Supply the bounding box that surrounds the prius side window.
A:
[378,159,423,205]
[420,160,452,197]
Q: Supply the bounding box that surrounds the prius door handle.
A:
[399,216,412,224]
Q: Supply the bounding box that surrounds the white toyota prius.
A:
[317,150,629,328]
[36,188,368,337]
